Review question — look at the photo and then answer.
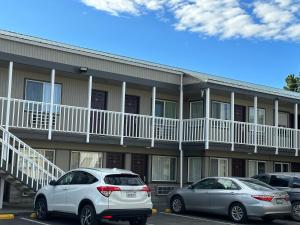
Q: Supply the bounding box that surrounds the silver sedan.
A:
[168,177,291,223]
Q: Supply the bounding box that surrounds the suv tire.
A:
[229,203,248,223]
[170,196,185,214]
[129,217,147,225]
[35,197,49,220]
[80,204,97,225]
[292,201,300,221]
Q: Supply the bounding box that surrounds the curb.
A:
[0,214,15,220]
[164,208,172,213]
[152,208,158,214]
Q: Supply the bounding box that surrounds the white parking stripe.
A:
[20,218,52,225]
[160,212,235,225]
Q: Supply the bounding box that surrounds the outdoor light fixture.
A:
[79,67,88,73]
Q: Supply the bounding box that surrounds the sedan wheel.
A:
[229,203,247,223]
[171,196,185,214]
[80,205,97,225]
[292,201,300,221]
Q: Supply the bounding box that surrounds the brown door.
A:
[106,152,124,169]
[131,154,148,182]
[125,95,140,136]
[292,163,300,172]
[232,158,246,177]
[91,90,107,134]
[234,105,246,122]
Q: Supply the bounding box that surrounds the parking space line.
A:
[160,212,235,225]
[20,218,52,225]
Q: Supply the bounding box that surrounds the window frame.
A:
[210,157,229,177]
[248,107,266,125]
[151,155,177,182]
[189,100,204,119]
[70,151,103,170]
[56,171,75,186]
[36,149,56,163]
[278,111,289,128]
[154,99,177,119]
[274,162,290,173]
[248,160,266,177]
[187,157,202,183]
[211,101,231,120]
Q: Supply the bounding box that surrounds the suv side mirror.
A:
[292,183,300,188]
[49,180,57,186]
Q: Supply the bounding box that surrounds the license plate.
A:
[276,199,284,204]
[126,192,136,198]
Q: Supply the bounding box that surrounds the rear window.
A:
[269,175,291,187]
[104,174,144,186]
[239,178,276,191]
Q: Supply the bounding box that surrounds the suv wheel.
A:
[170,196,185,214]
[229,203,248,223]
[80,204,97,225]
[129,217,147,225]
[292,201,300,221]
[35,197,49,220]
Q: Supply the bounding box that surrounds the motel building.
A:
[0,30,300,208]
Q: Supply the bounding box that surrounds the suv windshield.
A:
[104,174,144,186]
[239,178,276,191]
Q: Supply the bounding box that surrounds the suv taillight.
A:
[252,195,274,202]
[142,186,151,197]
[97,186,121,198]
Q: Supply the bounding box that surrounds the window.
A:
[274,162,289,172]
[71,171,98,185]
[240,178,275,191]
[190,101,204,118]
[210,158,228,177]
[37,149,55,163]
[56,172,75,185]
[211,101,230,120]
[155,100,177,118]
[193,178,216,189]
[269,175,291,187]
[152,156,176,182]
[188,157,202,182]
[249,107,265,124]
[70,152,103,170]
[248,160,266,177]
[104,174,144,186]
[215,178,239,190]
[25,80,62,104]
[278,112,289,127]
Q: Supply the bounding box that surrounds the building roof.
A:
[1,29,300,100]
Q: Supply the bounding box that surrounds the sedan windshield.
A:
[239,178,276,191]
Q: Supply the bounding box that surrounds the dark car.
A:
[253,173,300,221]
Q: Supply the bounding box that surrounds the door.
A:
[91,90,107,134]
[125,95,140,137]
[131,154,148,182]
[234,105,246,122]
[232,159,246,177]
[106,152,124,169]
[292,163,300,172]
[48,172,75,212]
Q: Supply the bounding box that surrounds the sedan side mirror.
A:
[49,180,57,186]
[292,183,300,188]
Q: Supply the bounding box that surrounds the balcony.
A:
[0,97,298,154]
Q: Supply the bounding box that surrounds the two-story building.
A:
[0,30,299,208]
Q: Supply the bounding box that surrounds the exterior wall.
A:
[0,67,8,97]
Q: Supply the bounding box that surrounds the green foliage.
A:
[284,74,300,92]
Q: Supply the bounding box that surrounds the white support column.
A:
[0,178,4,209]
[205,88,210,150]
[151,87,156,148]
[86,76,93,143]
[295,103,298,156]
[231,92,235,151]
[120,82,126,146]
[275,99,279,155]
[179,74,183,188]
[5,61,13,130]
[48,69,55,140]
[254,96,258,153]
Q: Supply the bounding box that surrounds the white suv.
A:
[34,168,153,225]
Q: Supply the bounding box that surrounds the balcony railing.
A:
[0,97,298,152]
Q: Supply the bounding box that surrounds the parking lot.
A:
[2,212,299,225]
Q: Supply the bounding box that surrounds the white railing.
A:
[182,118,205,142]
[0,126,64,191]
[124,113,152,139]
[209,118,232,143]
[154,117,179,141]
[234,121,255,145]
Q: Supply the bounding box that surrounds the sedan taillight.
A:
[252,195,274,202]
[97,186,121,197]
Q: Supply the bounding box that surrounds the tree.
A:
[284,74,300,92]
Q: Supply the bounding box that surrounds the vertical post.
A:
[120,82,126,145]
[5,61,13,130]
[205,88,210,149]
[0,178,4,209]
[275,99,279,155]
[179,74,183,188]
[295,103,298,156]
[48,69,55,140]
[231,91,235,151]
[151,87,156,148]
[86,76,93,143]
[254,96,258,153]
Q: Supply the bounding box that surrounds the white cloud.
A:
[81,0,300,41]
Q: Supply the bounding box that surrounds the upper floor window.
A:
[155,100,176,119]
[190,101,204,118]
[211,101,230,120]
[278,112,289,128]
[249,107,265,124]
[25,80,62,105]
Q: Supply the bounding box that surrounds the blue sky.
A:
[0,0,300,89]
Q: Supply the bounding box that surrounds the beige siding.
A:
[0,67,8,97]
[0,38,181,85]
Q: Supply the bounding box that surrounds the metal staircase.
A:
[0,125,64,203]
